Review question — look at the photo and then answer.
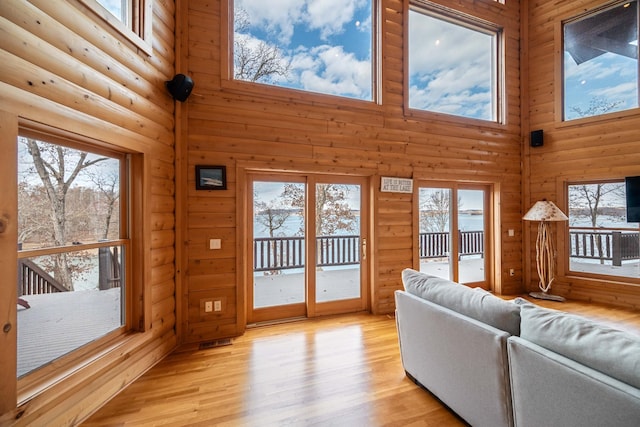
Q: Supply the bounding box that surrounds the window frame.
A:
[76,0,153,55]
[558,0,640,124]
[14,125,145,403]
[405,1,505,126]
[221,0,382,108]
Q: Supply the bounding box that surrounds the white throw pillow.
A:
[520,303,640,389]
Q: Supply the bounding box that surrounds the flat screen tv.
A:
[625,176,640,223]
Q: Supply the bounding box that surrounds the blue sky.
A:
[564,51,638,120]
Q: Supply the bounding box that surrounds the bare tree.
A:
[234,8,291,83]
[254,190,295,276]
[570,96,624,119]
[85,168,120,240]
[420,190,451,233]
[23,138,107,290]
[282,183,357,237]
[17,182,51,244]
[255,199,291,238]
[569,182,625,264]
[569,183,625,228]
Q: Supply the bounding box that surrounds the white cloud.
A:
[410,83,491,119]
[293,45,371,98]
[408,11,492,75]
[564,54,622,81]
[236,0,304,44]
[236,0,367,44]
[306,0,368,40]
[592,81,637,100]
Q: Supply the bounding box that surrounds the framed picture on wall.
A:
[195,165,227,190]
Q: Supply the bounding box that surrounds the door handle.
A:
[361,238,366,261]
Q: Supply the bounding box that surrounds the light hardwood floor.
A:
[83,297,640,426]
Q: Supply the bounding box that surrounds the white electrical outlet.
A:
[509,268,515,277]
[209,239,221,250]
[214,300,222,312]
[205,301,213,312]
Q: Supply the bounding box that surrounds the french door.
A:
[248,174,367,324]
[417,183,491,287]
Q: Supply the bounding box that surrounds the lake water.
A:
[254,213,487,237]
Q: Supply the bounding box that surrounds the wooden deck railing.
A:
[569,228,640,266]
[254,231,484,272]
[254,228,640,273]
[98,246,122,290]
[419,230,484,259]
[18,258,68,296]
[18,245,122,296]
[254,235,361,272]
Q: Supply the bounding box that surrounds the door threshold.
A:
[247,316,308,328]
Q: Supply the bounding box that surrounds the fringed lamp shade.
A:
[523,200,568,301]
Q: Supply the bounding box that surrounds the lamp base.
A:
[529,291,566,302]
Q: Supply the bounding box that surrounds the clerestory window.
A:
[408,2,502,122]
[563,0,639,121]
[231,0,375,102]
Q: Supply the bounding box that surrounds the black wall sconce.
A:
[165,73,194,102]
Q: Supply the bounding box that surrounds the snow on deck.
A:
[17,288,121,378]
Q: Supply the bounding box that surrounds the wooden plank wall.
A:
[525,0,640,309]
[0,0,177,424]
[182,0,523,343]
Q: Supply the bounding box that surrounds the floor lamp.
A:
[523,200,568,302]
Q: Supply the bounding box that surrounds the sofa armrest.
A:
[508,336,640,427]
[395,290,513,427]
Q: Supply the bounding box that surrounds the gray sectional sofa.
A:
[395,269,640,427]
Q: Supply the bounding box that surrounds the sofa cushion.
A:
[520,302,640,389]
[401,268,521,336]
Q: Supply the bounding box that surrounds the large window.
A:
[408,3,501,122]
[567,180,640,279]
[232,0,374,101]
[563,1,639,121]
[17,132,129,378]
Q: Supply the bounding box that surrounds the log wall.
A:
[525,0,640,308]
[181,0,524,343]
[2,0,636,422]
[0,0,177,424]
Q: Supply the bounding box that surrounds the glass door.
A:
[418,183,489,287]
[418,187,453,280]
[457,189,486,284]
[251,178,306,320]
[249,174,367,323]
[311,178,366,316]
